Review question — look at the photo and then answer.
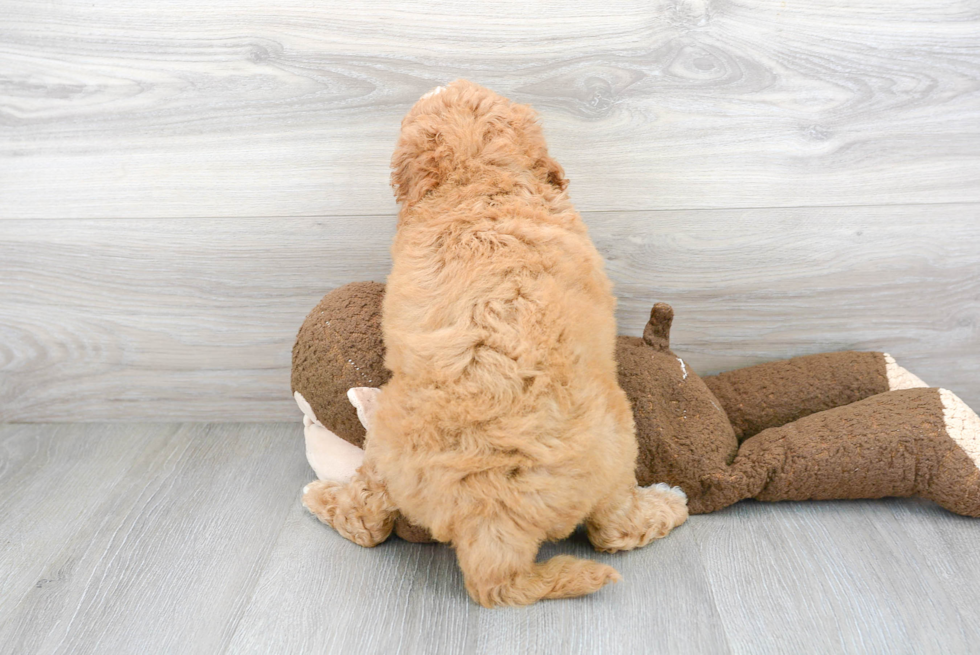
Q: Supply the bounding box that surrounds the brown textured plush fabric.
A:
[615,304,737,494]
[291,282,391,447]
[702,351,891,441]
[697,388,980,517]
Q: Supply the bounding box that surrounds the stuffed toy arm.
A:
[296,387,436,542]
[701,351,928,441]
[294,389,376,482]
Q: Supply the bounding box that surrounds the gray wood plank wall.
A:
[2,0,978,421]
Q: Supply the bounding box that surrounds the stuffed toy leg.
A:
[702,351,928,442]
[691,349,978,513]
[620,304,980,516]
[696,387,980,515]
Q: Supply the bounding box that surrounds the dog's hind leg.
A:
[452,515,621,607]
[302,462,397,547]
[586,482,689,553]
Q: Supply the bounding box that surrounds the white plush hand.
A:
[294,390,380,482]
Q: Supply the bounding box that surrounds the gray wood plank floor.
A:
[3,423,978,655]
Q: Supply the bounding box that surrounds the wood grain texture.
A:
[690,499,980,654]
[0,423,180,622]
[0,216,394,422]
[2,0,979,218]
[2,206,977,422]
[225,503,729,655]
[2,423,979,654]
[0,423,311,655]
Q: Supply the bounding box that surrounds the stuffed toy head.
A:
[292,281,390,449]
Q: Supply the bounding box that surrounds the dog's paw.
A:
[302,479,393,548]
[588,484,689,553]
[302,480,343,524]
[652,482,688,502]
[645,483,689,536]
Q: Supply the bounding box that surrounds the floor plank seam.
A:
[219,471,312,655]
[4,198,980,222]
[687,520,737,655]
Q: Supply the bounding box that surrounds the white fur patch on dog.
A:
[884,353,928,390]
[940,388,980,470]
[653,482,688,502]
[421,85,446,99]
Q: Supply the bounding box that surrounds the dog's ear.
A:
[391,124,446,205]
[536,154,568,192]
[504,101,567,193]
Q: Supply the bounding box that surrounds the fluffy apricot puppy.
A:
[303,80,687,607]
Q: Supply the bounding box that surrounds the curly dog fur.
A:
[304,80,687,607]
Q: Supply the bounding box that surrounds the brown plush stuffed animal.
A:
[293,282,980,542]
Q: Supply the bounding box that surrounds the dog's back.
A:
[302,81,686,607]
[371,81,642,606]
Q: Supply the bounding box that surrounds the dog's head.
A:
[390,80,567,206]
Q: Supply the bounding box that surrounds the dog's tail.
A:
[453,517,621,607]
